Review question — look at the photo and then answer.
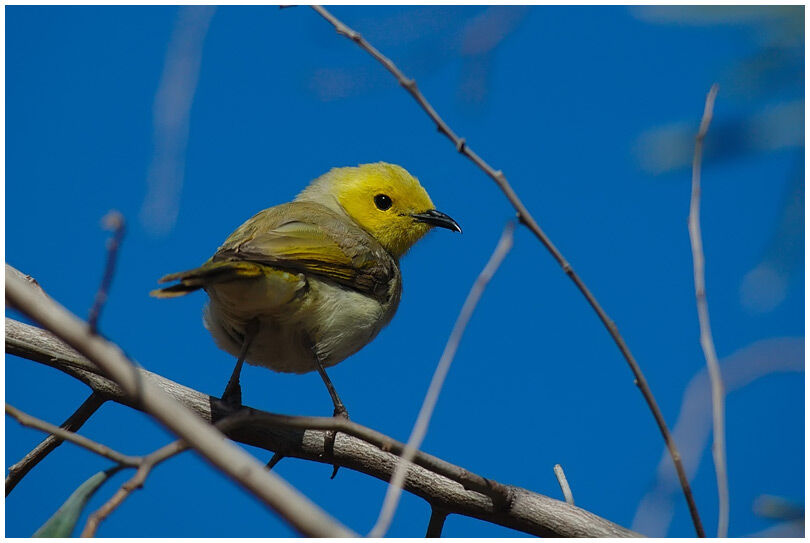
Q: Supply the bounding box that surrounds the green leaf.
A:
[33,467,119,538]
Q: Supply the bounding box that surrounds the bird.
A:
[151,162,461,417]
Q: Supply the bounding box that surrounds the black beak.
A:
[410,209,462,233]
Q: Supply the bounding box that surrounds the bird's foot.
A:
[220,381,242,409]
[326,407,349,479]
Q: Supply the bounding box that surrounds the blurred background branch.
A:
[632,337,804,536]
[140,6,215,237]
[632,6,803,320]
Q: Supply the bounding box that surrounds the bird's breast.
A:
[204,271,401,374]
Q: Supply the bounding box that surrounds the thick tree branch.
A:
[6,392,105,495]
[308,6,704,536]
[7,317,640,538]
[5,267,354,538]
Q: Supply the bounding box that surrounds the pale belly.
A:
[203,275,399,374]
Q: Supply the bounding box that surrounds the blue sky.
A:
[5,5,803,537]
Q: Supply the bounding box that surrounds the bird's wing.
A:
[213,203,394,296]
[151,260,302,300]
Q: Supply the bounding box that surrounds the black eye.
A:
[374,194,392,211]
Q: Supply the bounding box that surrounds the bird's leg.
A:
[313,353,348,419]
[221,318,260,407]
[312,352,348,478]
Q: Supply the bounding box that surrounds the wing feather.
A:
[212,203,394,296]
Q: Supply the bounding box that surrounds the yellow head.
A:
[297,162,461,258]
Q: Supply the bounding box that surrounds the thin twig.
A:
[369,221,515,537]
[87,210,126,334]
[632,337,803,536]
[5,404,141,468]
[5,268,355,537]
[7,315,641,538]
[687,83,726,538]
[6,392,106,495]
[266,452,285,471]
[308,6,704,537]
[426,507,448,538]
[553,464,575,506]
[81,440,187,537]
[81,414,254,537]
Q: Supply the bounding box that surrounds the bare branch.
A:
[307,6,704,536]
[81,440,186,538]
[5,267,354,537]
[6,404,141,468]
[633,337,803,536]
[265,452,285,471]
[426,507,448,538]
[6,265,46,296]
[7,317,641,538]
[6,392,106,496]
[687,83,727,538]
[235,411,510,505]
[554,464,575,506]
[81,410,352,537]
[87,210,126,334]
[370,221,515,537]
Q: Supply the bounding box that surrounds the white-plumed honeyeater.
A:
[152,162,461,415]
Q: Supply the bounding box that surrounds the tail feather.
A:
[150,261,265,298]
